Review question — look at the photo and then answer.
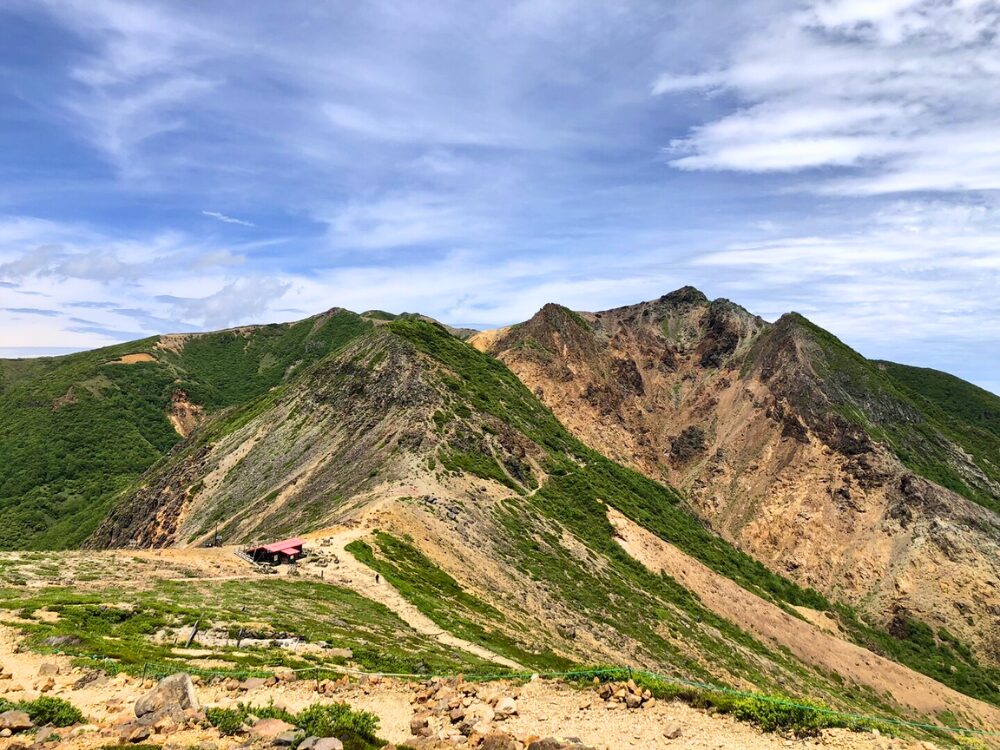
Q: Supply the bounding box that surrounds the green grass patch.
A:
[347,533,572,672]
[207,701,382,750]
[0,696,85,727]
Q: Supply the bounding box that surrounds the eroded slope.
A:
[470,288,1000,672]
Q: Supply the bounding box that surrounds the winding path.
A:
[301,524,525,671]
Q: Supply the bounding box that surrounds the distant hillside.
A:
[0,309,370,549]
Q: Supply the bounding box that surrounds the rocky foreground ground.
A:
[0,633,953,750]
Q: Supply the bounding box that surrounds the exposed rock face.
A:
[168,389,205,438]
[471,288,1000,664]
[89,331,444,548]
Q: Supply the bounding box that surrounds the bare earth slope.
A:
[607,506,1000,729]
[470,288,1000,668]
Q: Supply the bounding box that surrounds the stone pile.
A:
[400,678,595,750]
[594,678,655,710]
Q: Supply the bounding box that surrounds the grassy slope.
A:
[785,316,1000,515]
[0,311,370,549]
[0,555,502,678]
[387,318,1000,709]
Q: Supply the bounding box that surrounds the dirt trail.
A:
[607,506,1000,734]
[0,622,924,750]
[300,521,525,671]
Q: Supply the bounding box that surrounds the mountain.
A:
[3,298,1000,734]
[469,287,1000,670]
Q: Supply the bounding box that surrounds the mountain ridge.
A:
[469,288,1000,672]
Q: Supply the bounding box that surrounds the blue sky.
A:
[0,1,998,394]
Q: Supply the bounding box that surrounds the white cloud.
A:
[202,211,254,227]
[696,199,1000,350]
[157,277,290,328]
[655,0,1000,194]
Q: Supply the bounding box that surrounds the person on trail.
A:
[375,573,380,584]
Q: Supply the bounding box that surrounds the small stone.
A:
[35,726,60,743]
[37,663,60,677]
[121,723,152,743]
[273,730,300,746]
[663,724,683,740]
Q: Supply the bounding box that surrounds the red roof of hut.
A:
[248,537,304,554]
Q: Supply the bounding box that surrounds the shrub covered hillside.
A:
[0,309,370,549]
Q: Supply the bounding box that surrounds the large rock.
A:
[0,710,33,732]
[313,739,344,750]
[480,733,519,750]
[134,673,200,720]
[250,717,297,740]
[492,696,517,719]
[527,739,596,750]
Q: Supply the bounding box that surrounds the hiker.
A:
[375,573,380,584]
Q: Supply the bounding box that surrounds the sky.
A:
[0,1,998,395]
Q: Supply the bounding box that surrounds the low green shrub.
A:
[205,702,381,749]
[0,696,85,727]
[204,707,244,736]
[295,703,380,745]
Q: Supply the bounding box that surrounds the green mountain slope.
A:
[0,310,370,549]
[776,314,1000,514]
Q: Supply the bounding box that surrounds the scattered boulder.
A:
[273,729,301,746]
[0,710,33,732]
[73,670,106,689]
[37,662,60,676]
[410,712,432,737]
[118,722,152,743]
[241,677,269,691]
[527,739,596,750]
[134,673,200,722]
[250,717,297,740]
[313,739,344,750]
[493,696,518,719]
[663,723,683,740]
[481,733,519,750]
[35,726,60,743]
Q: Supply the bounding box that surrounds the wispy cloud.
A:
[202,210,254,227]
[655,0,1000,195]
[4,307,62,317]
[156,277,291,327]
[1,1,998,393]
